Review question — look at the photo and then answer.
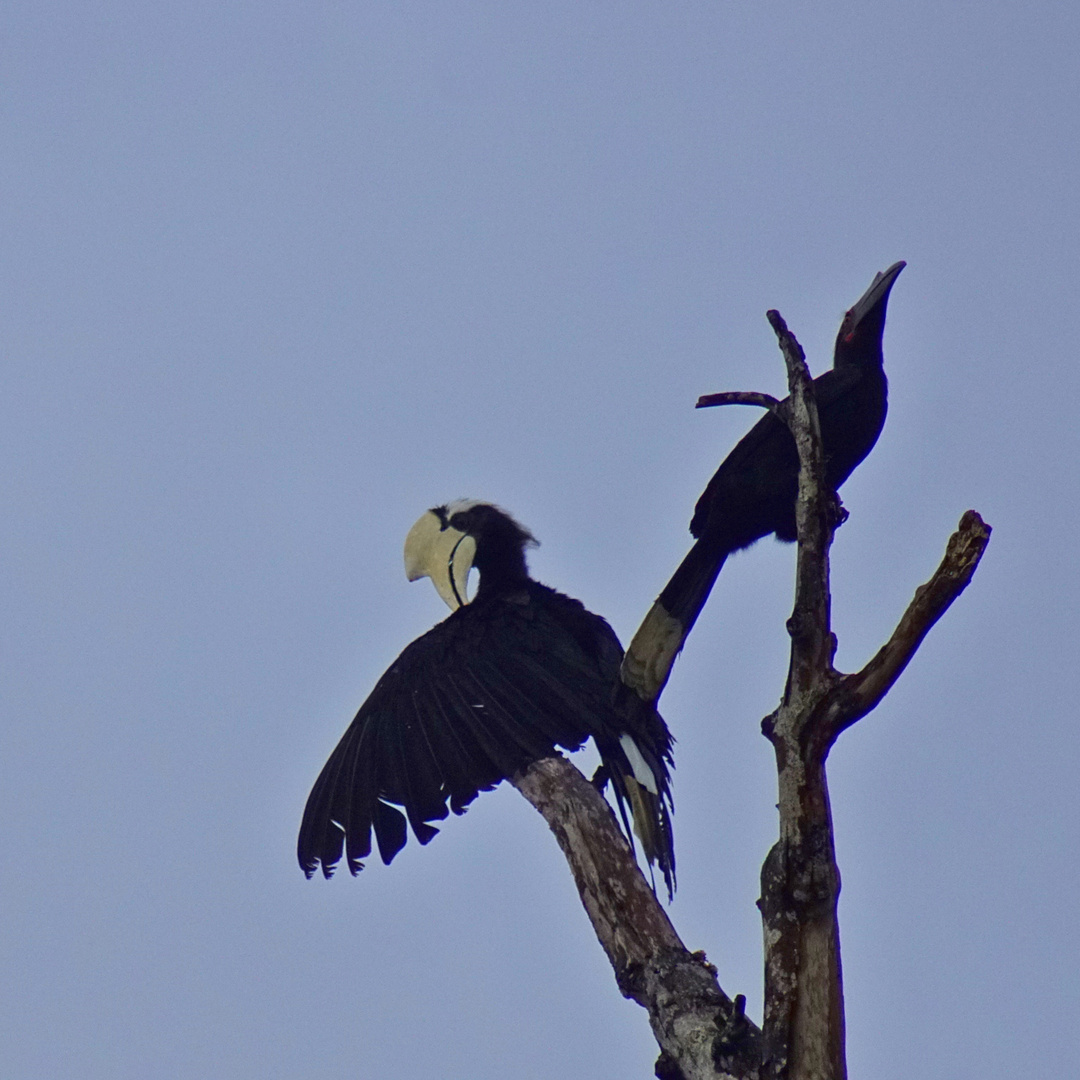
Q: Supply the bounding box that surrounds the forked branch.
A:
[818,511,990,750]
[759,311,990,1080]
[511,292,989,1080]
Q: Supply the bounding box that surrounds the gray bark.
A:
[512,757,760,1080]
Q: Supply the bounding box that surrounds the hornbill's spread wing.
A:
[299,579,674,892]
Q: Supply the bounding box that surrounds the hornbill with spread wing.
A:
[622,261,906,703]
[299,501,676,896]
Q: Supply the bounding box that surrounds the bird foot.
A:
[829,492,850,529]
[591,764,610,794]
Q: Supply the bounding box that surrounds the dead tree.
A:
[512,303,991,1080]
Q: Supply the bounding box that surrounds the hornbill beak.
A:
[404,510,477,610]
[838,260,906,346]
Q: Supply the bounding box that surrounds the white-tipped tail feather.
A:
[618,733,658,795]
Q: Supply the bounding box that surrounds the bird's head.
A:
[834,260,905,366]
[403,500,538,610]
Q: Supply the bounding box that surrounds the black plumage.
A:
[298,501,676,896]
[622,262,905,703]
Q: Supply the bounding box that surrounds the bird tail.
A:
[600,728,676,899]
[623,775,676,900]
[621,537,730,704]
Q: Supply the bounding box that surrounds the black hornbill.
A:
[622,262,906,703]
[298,501,677,896]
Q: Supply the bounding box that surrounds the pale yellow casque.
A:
[403,508,477,610]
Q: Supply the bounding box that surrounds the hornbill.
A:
[298,500,676,896]
[622,261,906,703]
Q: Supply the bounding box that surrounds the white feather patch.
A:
[619,733,658,795]
[444,498,483,516]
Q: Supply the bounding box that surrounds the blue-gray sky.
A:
[2,3,1077,1077]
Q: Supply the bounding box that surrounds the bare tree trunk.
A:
[511,296,990,1080]
[754,310,990,1080]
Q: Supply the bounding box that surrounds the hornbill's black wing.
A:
[688,365,869,544]
[297,583,674,886]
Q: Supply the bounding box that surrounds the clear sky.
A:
[2,3,1077,1078]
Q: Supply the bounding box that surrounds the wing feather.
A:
[298,583,676,886]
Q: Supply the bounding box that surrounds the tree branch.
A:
[766,310,837,693]
[696,391,784,414]
[818,510,991,749]
[512,755,760,1080]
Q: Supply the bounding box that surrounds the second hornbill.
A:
[299,501,677,896]
[622,261,906,703]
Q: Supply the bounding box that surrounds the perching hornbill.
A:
[298,500,676,896]
[622,262,906,704]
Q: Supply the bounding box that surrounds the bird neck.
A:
[834,343,884,371]
[833,313,886,370]
[473,541,531,599]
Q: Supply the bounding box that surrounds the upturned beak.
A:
[403,510,476,610]
[847,260,906,327]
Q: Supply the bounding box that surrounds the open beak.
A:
[403,510,476,610]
